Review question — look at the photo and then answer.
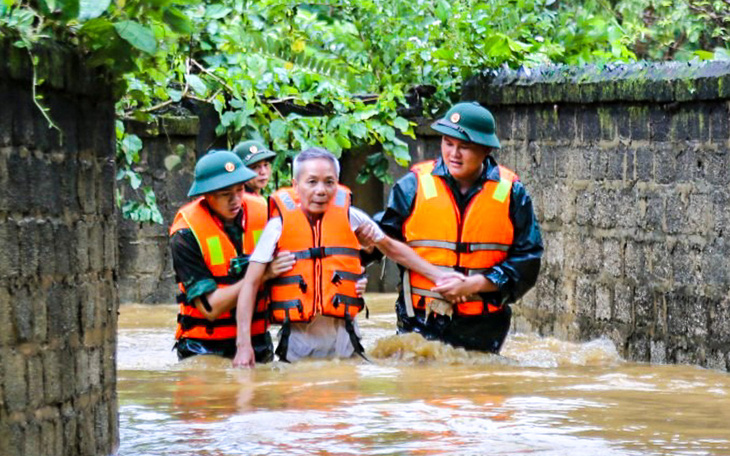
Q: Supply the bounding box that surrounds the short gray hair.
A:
[292,147,341,180]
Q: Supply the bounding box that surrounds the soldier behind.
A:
[373,102,544,353]
[169,151,288,362]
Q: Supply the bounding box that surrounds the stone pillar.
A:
[0,40,118,455]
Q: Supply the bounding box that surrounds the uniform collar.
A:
[431,155,501,184]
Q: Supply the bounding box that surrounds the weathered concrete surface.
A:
[460,61,730,370]
[117,117,198,304]
[0,40,119,455]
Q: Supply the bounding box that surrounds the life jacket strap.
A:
[270,299,305,319]
[331,294,365,310]
[213,276,240,285]
[292,247,360,260]
[176,314,236,334]
[407,239,510,253]
[269,275,307,293]
[331,270,366,285]
[344,313,369,362]
[275,318,291,363]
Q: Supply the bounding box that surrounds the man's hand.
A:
[432,275,476,303]
[355,223,379,249]
[355,268,368,297]
[263,251,295,281]
[232,344,256,368]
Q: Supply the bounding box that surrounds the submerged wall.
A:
[0,41,119,454]
[461,61,730,370]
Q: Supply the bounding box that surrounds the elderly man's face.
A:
[246,160,272,193]
[441,135,490,183]
[293,158,338,216]
[204,183,245,222]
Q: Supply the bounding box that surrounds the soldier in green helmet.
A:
[233,139,277,197]
[169,150,291,361]
[366,101,543,353]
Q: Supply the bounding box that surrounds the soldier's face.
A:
[441,136,490,182]
[204,183,245,222]
[246,160,272,192]
[293,158,338,216]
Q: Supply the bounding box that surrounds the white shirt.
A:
[250,206,384,361]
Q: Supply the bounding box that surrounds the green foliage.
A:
[3,0,730,224]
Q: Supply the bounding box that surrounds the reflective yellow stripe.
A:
[206,236,225,266]
[253,229,263,246]
[420,173,437,200]
[492,177,511,203]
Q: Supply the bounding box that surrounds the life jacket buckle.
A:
[456,243,470,253]
[298,277,308,293]
[332,273,342,285]
[308,247,325,259]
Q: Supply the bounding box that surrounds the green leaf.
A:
[164,154,182,171]
[39,0,80,21]
[269,119,288,140]
[393,116,410,133]
[78,0,110,21]
[114,20,157,55]
[186,74,208,96]
[205,5,231,19]
[323,135,341,154]
[167,88,182,102]
[163,7,193,34]
[351,123,367,139]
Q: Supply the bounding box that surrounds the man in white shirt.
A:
[228,148,463,367]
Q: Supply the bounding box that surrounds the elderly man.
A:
[374,102,543,353]
[216,147,460,367]
[169,151,287,362]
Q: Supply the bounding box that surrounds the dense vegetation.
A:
[1,0,729,222]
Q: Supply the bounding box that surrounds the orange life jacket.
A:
[243,192,268,254]
[267,186,365,324]
[169,198,264,340]
[242,192,270,335]
[402,160,516,317]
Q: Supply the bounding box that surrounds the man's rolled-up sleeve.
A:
[484,180,543,304]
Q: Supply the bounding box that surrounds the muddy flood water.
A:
[118,294,730,456]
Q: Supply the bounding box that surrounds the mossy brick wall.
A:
[0,41,119,454]
[457,61,730,370]
[117,118,198,304]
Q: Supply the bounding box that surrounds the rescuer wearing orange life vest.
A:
[371,102,543,353]
[169,150,292,362]
[210,148,462,368]
[233,139,276,251]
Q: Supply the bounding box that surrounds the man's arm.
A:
[429,181,543,303]
[232,261,267,368]
[483,180,543,303]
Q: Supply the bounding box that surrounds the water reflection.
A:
[118,295,730,456]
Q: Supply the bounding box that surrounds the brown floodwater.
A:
[118,294,730,456]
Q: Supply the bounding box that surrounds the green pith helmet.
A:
[431,101,501,149]
[233,140,277,167]
[187,150,257,197]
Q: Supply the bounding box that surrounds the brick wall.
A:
[0,40,118,455]
[459,61,730,370]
